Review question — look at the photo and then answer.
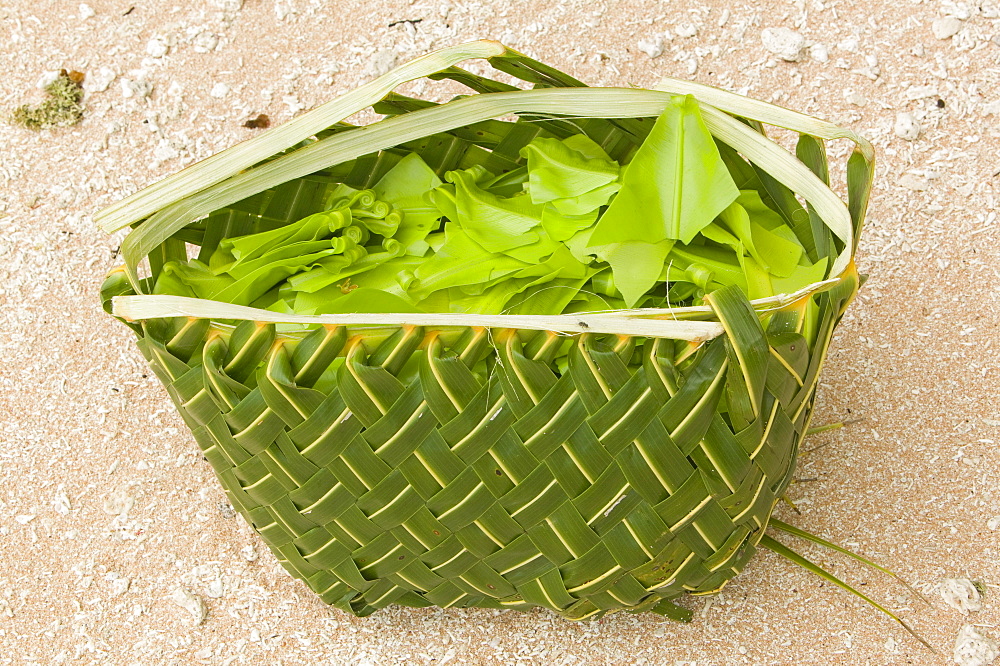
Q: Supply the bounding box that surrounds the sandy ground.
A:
[1,0,999,664]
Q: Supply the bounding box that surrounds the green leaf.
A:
[291,256,425,313]
[770,257,829,296]
[736,255,774,300]
[447,168,545,253]
[520,134,620,215]
[314,287,422,315]
[153,259,233,299]
[214,247,344,305]
[411,225,530,296]
[665,243,748,293]
[212,208,350,272]
[703,190,804,279]
[285,239,406,294]
[540,205,598,242]
[506,276,592,315]
[588,95,739,247]
[373,151,442,202]
[223,240,342,281]
[548,181,621,217]
[588,240,673,308]
[373,152,444,251]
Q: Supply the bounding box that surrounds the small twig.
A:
[806,421,844,436]
[779,495,802,515]
[803,418,864,453]
[388,18,422,28]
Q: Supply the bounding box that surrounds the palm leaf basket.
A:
[98,41,874,622]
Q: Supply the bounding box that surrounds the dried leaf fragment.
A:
[243,113,270,129]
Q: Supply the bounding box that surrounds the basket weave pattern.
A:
[103,276,856,620]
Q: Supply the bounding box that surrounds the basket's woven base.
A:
[108,276,857,621]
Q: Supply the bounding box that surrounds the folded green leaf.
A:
[589,239,673,308]
[709,191,804,279]
[588,95,739,247]
[153,259,233,300]
[540,205,599,242]
[446,168,545,253]
[520,134,620,215]
[411,225,530,297]
[212,208,351,272]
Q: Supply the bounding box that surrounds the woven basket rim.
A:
[110,275,848,341]
[101,40,872,339]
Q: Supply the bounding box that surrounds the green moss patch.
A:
[12,70,85,130]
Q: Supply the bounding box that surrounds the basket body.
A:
[103,272,857,620]
[99,43,870,620]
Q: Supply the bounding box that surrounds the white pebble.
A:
[367,49,399,77]
[283,94,305,115]
[675,22,698,38]
[102,489,135,515]
[153,138,180,162]
[940,578,982,614]
[206,578,224,598]
[241,545,258,562]
[106,572,130,596]
[838,36,860,52]
[170,587,207,625]
[894,112,921,140]
[761,27,805,62]
[146,37,168,58]
[845,91,867,107]
[637,35,665,58]
[946,3,974,20]
[193,31,219,53]
[210,82,230,98]
[121,78,153,100]
[52,488,71,516]
[809,43,830,63]
[35,70,62,89]
[932,17,963,39]
[954,625,999,666]
[78,3,95,19]
[83,66,116,94]
[988,516,1000,531]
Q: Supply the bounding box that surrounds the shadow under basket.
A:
[98,41,872,621]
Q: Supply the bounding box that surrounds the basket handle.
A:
[96,41,508,234]
[111,88,857,290]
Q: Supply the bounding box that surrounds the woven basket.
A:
[99,41,872,621]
